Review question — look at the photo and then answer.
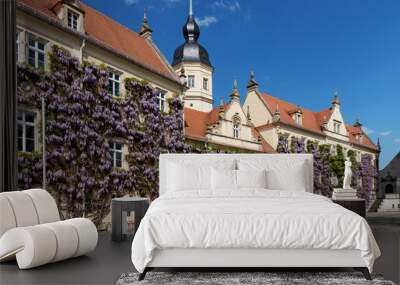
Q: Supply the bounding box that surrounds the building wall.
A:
[243,90,272,127]
[243,89,377,162]
[16,6,183,172]
[325,105,347,137]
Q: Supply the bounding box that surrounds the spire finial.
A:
[189,0,193,15]
[139,8,153,39]
[247,105,251,121]
[144,8,148,23]
[230,79,240,102]
[247,70,258,91]
[332,89,340,106]
[354,117,362,127]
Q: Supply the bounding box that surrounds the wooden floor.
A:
[0,224,399,285]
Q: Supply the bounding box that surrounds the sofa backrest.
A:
[159,154,313,196]
[0,189,60,237]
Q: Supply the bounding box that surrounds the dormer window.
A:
[67,10,79,30]
[289,106,302,125]
[294,113,302,125]
[333,121,341,133]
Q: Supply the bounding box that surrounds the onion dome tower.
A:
[172,0,213,112]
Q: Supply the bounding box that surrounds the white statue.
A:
[343,157,352,189]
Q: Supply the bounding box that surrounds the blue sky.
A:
[84,0,400,168]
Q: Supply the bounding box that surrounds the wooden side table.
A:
[332,198,366,218]
[111,197,150,242]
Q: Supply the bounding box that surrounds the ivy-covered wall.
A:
[277,134,377,200]
[17,46,187,225]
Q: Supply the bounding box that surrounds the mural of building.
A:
[171,1,213,113]
[242,74,379,162]
[377,152,400,212]
[175,3,379,163]
[172,5,272,153]
[17,0,380,178]
[380,152,400,195]
[16,0,184,168]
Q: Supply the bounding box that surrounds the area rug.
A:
[116,272,396,285]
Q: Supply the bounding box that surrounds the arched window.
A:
[385,184,394,194]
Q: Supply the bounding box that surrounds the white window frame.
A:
[203,77,208,90]
[17,110,36,153]
[334,121,341,133]
[108,71,121,97]
[67,9,79,30]
[110,142,124,168]
[233,123,240,139]
[157,89,167,112]
[294,113,301,124]
[187,75,195,88]
[27,35,45,69]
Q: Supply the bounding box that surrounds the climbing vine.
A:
[278,135,376,198]
[17,45,186,225]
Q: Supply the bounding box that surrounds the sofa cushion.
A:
[0,191,39,228]
[24,189,60,224]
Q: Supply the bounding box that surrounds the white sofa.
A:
[0,189,98,269]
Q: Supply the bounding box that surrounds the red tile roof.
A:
[17,0,180,84]
[260,92,328,134]
[346,125,379,151]
[184,108,209,141]
[184,107,274,152]
[259,92,378,151]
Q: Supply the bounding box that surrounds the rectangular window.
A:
[27,35,45,69]
[334,121,341,133]
[295,114,301,124]
[187,75,195,88]
[233,124,240,139]
[203,78,208,90]
[109,142,123,168]
[108,72,120,97]
[17,111,36,153]
[67,10,79,30]
[157,89,167,112]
